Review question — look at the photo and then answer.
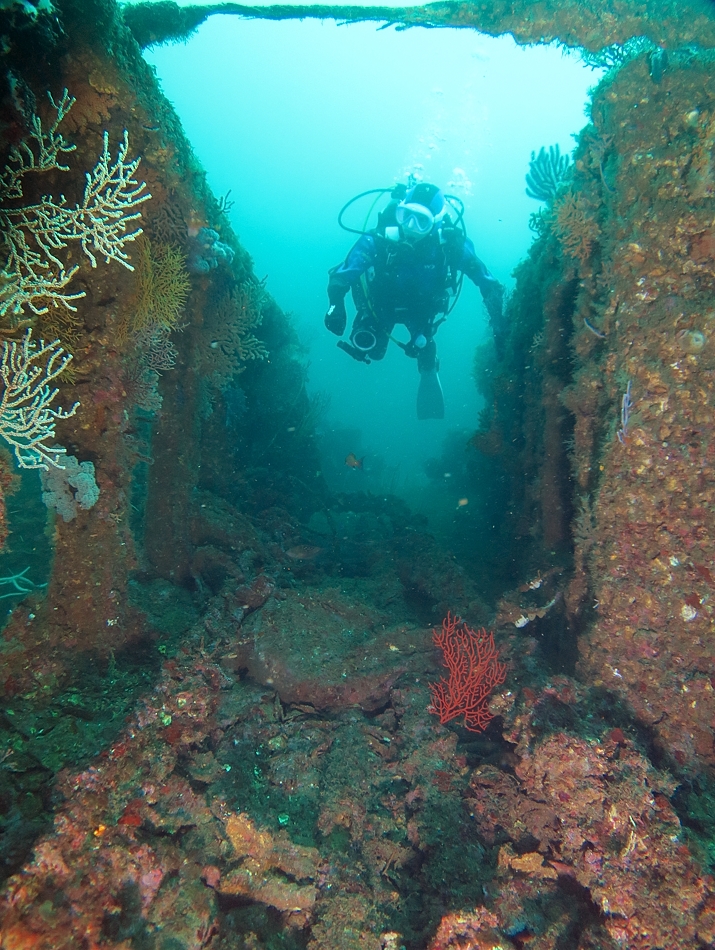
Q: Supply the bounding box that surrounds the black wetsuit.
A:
[327,225,505,366]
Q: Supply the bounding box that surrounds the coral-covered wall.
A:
[572,55,715,772]
[0,0,313,682]
[471,49,715,773]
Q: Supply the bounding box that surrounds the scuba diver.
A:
[325,181,506,419]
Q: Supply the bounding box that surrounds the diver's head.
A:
[395,183,446,243]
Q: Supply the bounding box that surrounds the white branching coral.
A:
[0,330,78,469]
[0,88,151,321]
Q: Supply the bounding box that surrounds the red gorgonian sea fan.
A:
[427,612,507,732]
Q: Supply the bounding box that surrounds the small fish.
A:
[345,453,364,470]
[285,545,323,561]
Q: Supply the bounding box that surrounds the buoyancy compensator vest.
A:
[367,217,466,320]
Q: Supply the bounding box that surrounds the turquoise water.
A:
[146,19,600,516]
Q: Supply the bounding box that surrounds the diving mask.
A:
[395,202,435,237]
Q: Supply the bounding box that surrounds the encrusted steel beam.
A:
[123,0,715,52]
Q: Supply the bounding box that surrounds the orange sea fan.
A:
[553,192,600,266]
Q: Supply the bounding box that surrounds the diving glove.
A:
[324,301,347,336]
